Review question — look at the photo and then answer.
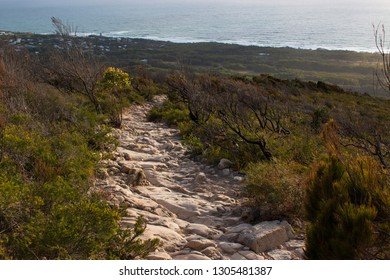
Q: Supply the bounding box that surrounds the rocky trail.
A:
[95,98,305,260]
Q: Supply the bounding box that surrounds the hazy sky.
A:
[3,0,389,8]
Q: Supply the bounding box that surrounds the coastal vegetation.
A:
[0,32,385,97]
[0,37,160,259]
[149,71,390,235]
[1,29,390,259]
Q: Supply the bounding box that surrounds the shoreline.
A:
[0,30,378,54]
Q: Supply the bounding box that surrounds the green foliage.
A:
[131,73,166,101]
[245,161,306,221]
[270,132,321,165]
[105,216,160,260]
[305,122,390,259]
[182,134,205,155]
[98,67,132,128]
[147,101,190,126]
[99,67,131,91]
[0,53,159,259]
[98,66,157,127]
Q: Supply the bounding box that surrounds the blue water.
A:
[1,3,390,52]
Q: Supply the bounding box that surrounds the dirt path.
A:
[95,98,305,260]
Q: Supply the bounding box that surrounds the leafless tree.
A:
[51,17,78,37]
[167,73,214,124]
[338,24,390,168]
[45,46,104,113]
[338,110,390,169]
[169,73,290,161]
[40,39,104,113]
[214,79,289,161]
[34,17,104,113]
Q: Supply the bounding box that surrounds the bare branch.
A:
[51,17,78,37]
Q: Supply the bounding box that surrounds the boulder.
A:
[218,158,233,170]
[150,218,181,232]
[232,221,294,253]
[162,141,175,151]
[292,248,305,259]
[233,176,244,182]
[120,163,133,174]
[226,223,253,233]
[285,239,305,249]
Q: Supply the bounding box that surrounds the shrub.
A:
[182,134,204,155]
[132,74,165,101]
[98,67,132,128]
[244,161,306,221]
[0,47,159,260]
[289,134,320,165]
[305,121,390,259]
[311,107,330,133]
[104,216,160,260]
[305,155,390,259]
[147,101,189,126]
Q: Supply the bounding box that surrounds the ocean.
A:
[1,2,390,52]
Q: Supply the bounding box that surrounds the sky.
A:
[2,0,389,8]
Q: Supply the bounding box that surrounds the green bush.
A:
[147,106,164,122]
[182,134,204,155]
[104,216,160,260]
[305,122,390,259]
[305,155,390,259]
[147,101,189,126]
[0,49,160,259]
[244,161,306,221]
[98,67,132,128]
[0,125,159,260]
